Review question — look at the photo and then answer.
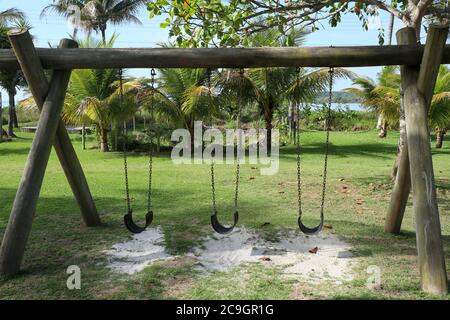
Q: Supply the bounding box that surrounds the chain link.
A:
[147,68,156,212]
[121,69,132,213]
[233,68,245,212]
[296,66,334,220]
[207,69,218,214]
[320,67,334,218]
[209,68,241,214]
[295,67,302,215]
[123,68,157,214]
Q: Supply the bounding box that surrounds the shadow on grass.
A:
[322,218,450,261]
[0,147,31,156]
[0,182,448,298]
[279,142,398,161]
[0,182,275,273]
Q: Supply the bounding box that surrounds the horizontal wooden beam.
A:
[1,44,449,69]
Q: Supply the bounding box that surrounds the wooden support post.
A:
[384,28,416,233]
[407,25,448,295]
[0,39,75,276]
[7,29,100,227]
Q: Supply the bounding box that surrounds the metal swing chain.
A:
[233,68,244,212]
[147,68,156,213]
[320,67,334,218]
[207,69,218,214]
[210,68,242,214]
[121,69,132,214]
[296,66,334,219]
[295,67,303,215]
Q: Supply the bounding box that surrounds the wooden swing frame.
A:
[0,26,448,295]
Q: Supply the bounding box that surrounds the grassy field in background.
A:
[0,130,449,299]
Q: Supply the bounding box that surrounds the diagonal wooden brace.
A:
[0,37,98,277]
[7,29,100,227]
[386,26,448,294]
[407,25,448,295]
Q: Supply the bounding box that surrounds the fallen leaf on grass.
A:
[324,224,333,229]
[309,247,319,254]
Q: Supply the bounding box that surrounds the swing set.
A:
[121,66,335,235]
[0,26,449,294]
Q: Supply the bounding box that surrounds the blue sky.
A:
[1,0,407,105]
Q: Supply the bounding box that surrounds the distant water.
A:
[332,103,364,111]
[310,103,364,111]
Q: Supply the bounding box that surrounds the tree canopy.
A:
[146,0,449,47]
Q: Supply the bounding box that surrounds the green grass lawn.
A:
[0,129,449,299]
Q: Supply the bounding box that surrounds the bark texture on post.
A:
[384,28,415,233]
[407,25,448,295]
[7,29,100,227]
[0,45,449,69]
[0,40,74,276]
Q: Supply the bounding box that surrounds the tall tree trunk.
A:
[101,27,106,45]
[114,121,118,151]
[81,123,86,150]
[392,87,407,179]
[378,118,387,138]
[157,127,161,153]
[435,128,445,149]
[376,114,383,129]
[387,14,395,45]
[376,15,395,138]
[264,109,273,154]
[100,126,109,152]
[7,89,16,137]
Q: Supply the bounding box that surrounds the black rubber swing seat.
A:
[211,210,239,234]
[298,214,324,235]
[124,210,153,234]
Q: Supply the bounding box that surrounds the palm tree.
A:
[20,34,134,151]
[85,0,144,44]
[345,66,401,138]
[429,65,450,148]
[42,0,144,44]
[40,1,89,37]
[63,34,138,151]
[136,67,214,148]
[0,8,25,25]
[347,65,450,148]
[0,15,29,137]
[216,28,351,149]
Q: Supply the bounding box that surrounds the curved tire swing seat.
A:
[211,210,239,234]
[298,213,324,235]
[124,210,153,234]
